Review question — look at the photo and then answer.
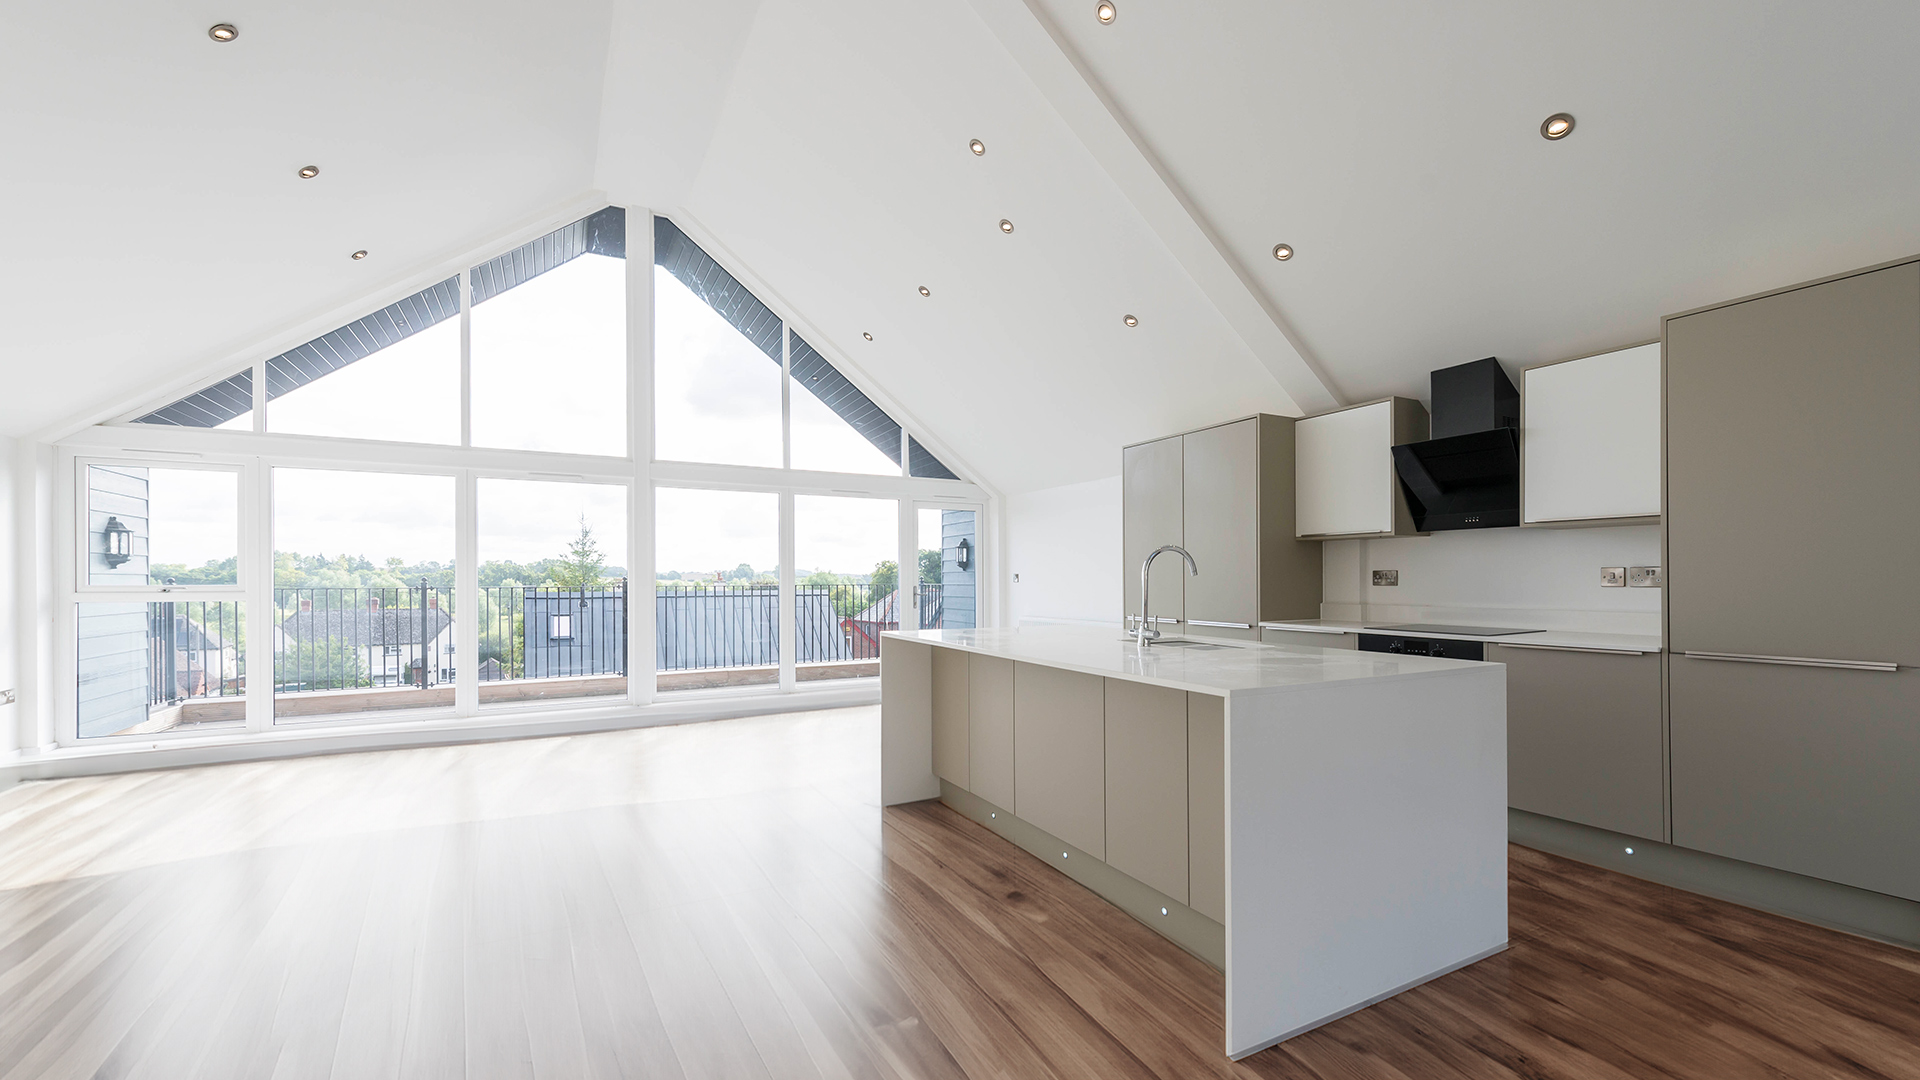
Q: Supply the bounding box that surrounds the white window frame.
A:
[50,202,991,749]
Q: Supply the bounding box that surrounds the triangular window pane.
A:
[908,436,959,480]
[265,278,462,444]
[471,207,627,457]
[789,331,901,475]
[653,217,783,467]
[133,369,253,429]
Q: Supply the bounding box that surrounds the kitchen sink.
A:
[1120,637,1247,650]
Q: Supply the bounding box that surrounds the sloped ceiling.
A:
[9,0,1920,496]
[0,0,611,437]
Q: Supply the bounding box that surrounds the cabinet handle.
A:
[1188,620,1253,629]
[1126,616,1180,626]
[1494,642,1652,656]
[1682,650,1898,673]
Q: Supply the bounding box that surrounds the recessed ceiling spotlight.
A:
[1272,243,1294,261]
[208,23,238,42]
[1540,113,1575,140]
[862,331,873,341]
[999,218,1015,233]
[1096,1,1117,24]
[351,250,368,260]
[297,165,320,179]
[969,139,986,156]
[1123,314,1138,327]
[918,285,931,297]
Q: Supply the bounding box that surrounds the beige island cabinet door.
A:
[1104,679,1190,904]
[1014,662,1106,859]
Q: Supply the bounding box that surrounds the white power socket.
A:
[1629,566,1663,588]
[1372,570,1399,586]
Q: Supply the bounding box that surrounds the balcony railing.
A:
[264,579,952,695]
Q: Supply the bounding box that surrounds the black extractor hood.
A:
[1391,357,1521,531]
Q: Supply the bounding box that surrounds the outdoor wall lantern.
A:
[956,538,973,572]
[102,517,133,568]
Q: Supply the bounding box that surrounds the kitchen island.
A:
[880,623,1507,1059]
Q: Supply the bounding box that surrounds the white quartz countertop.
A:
[884,624,1490,697]
[1258,619,1662,654]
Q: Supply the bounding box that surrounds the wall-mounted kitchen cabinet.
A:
[1665,258,1920,901]
[1522,343,1661,526]
[1293,398,1427,539]
[1122,415,1319,632]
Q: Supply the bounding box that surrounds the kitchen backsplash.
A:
[1322,524,1661,634]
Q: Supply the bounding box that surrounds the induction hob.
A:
[1364,623,1538,637]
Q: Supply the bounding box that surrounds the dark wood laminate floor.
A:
[1,705,1917,1079]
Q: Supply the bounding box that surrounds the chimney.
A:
[367,596,381,612]
[300,598,312,612]
[428,593,439,610]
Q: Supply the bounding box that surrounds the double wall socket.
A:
[1628,565,1663,588]
[1601,567,1626,587]
[1372,569,1399,586]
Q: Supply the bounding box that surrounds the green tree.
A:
[548,518,608,591]
[870,559,898,597]
[918,548,942,585]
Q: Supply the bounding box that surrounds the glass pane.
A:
[133,368,253,430]
[917,508,977,631]
[478,479,629,706]
[471,210,627,457]
[655,488,779,691]
[272,469,456,722]
[86,465,238,587]
[789,331,902,475]
[795,495,898,682]
[77,601,245,738]
[908,436,960,480]
[653,266,782,467]
[266,278,461,445]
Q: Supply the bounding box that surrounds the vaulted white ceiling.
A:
[8,0,1920,495]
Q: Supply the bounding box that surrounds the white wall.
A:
[0,436,14,759]
[1005,474,1122,626]
[1323,524,1662,634]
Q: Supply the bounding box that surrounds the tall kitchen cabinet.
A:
[1122,415,1321,634]
[1665,260,1920,902]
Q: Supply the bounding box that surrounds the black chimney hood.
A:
[1391,358,1521,531]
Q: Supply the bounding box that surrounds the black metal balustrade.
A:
[265,579,951,690]
[146,601,244,706]
[272,582,451,694]
[479,581,628,681]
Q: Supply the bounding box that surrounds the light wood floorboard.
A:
[2,705,1917,1079]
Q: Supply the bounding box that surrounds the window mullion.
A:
[778,491,796,692]
[460,268,473,449]
[245,456,271,732]
[455,468,478,715]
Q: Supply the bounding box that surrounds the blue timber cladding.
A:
[653,214,961,480]
[653,216,784,362]
[471,206,625,305]
[132,206,627,428]
[78,465,151,737]
[263,277,462,403]
[941,510,977,630]
[132,368,253,428]
[789,331,901,467]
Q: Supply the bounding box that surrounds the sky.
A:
[149,245,930,577]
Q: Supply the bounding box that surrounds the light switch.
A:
[1601,567,1626,587]
[1629,566,1663,588]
